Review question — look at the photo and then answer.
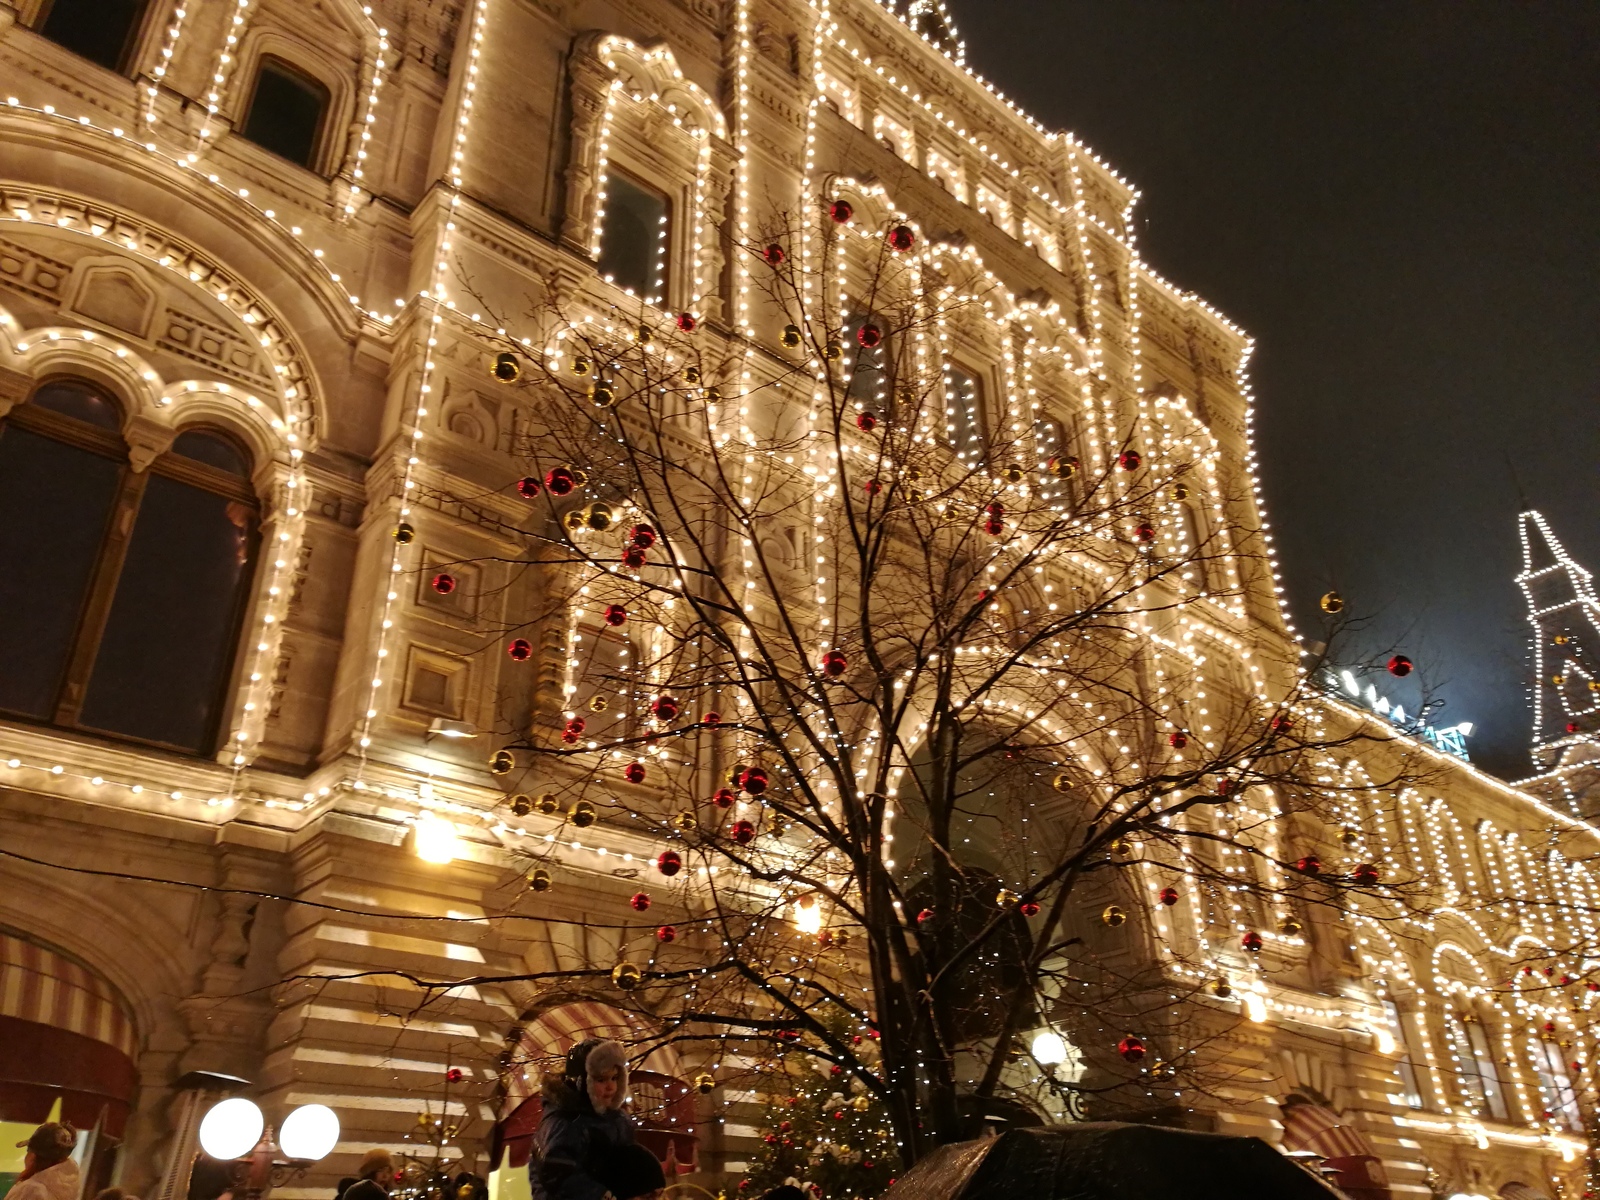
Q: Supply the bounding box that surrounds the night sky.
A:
[948,0,1600,780]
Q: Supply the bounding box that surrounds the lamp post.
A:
[197,1099,340,1200]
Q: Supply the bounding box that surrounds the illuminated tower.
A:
[1517,510,1600,770]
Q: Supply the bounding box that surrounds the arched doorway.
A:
[0,929,139,1196]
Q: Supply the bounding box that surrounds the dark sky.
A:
[947,0,1600,779]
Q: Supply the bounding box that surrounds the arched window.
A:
[596,170,671,304]
[1447,1009,1509,1121]
[943,362,986,463]
[842,312,891,412]
[0,380,259,754]
[34,0,148,73]
[240,57,332,171]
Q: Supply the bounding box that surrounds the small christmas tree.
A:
[742,1011,900,1200]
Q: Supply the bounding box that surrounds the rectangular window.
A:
[37,0,147,73]
[875,114,913,161]
[976,184,1010,232]
[1382,1001,1423,1109]
[1451,1016,1508,1121]
[597,171,670,304]
[1023,218,1058,267]
[819,72,859,126]
[1534,1040,1582,1131]
[944,364,986,462]
[926,149,964,200]
[241,58,330,171]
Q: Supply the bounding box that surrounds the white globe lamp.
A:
[198,1098,265,1160]
[1031,1030,1068,1067]
[279,1104,340,1162]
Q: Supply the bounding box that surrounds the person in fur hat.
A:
[531,1039,662,1200]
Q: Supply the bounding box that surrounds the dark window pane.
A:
[0,426,122,718]
[172,430,250,476]
[31,380,122,430]
[945,365,985,459]
[844,314,888,407]
[38,0,144,72]
[596,173,669,301]
[241,61,329,170]
[80,476,257,751]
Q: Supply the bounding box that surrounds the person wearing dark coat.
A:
[530,1039,662,1200]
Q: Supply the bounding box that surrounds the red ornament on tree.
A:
[630,892,652,911]
[822,649,849,677]
[657,849,682,877]
[622,546,647,570]
[516,476,542,498]
[1387,654,1413,677]
[507,638,533,661]
[763,243,787,266]
[1295,855,1322,876]
[703,711,722,727]
[604,603,628,626]
[622,761,647,784]
[915,908,935,926]
[431,572,457,595]
[545,466,576,495]
[857,323,883,348]
[630,523,657,549]
[887,224,915,252]
[1159,886,1180,906]
[1241,930,1264,953]
[1119,449,1142,470]
[446,1067,465,1083]
[863,478,882,496]
[676,312,697,332]
[1117,1035,1146,1063]
[1568,721,1583,734]
[1351,863,1381,886]
[651,695,680,721]
[984,517,1005,536]
[856,411,878,432]
[731,819,756,845]
[565,717,587,738]
[1019,900,1041,916]
[830,199,854,224]
[1216,778,1238,798]
[1135,522,1155,542]
[1168,731,1188,749]
[738,766,770,794]
[712,787,736,809]
[656,924,677,943]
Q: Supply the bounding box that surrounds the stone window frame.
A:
[19,0,159,77]
[225,28,359,181]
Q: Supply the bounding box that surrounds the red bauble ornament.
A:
[1387,654,1413,677]
[545,466,576,495]
[431,572,457,595]
[604,603,628,626]
[622,546,648,570]
[1135,522,1155,542]
[916,908,935,926]
[630,523,657,549]
[446,1067,465,1083]
[887,224,915,252]
[731,818,756,845]
[1117,1035,1146,1063]
[507,637,533,661]
[763,243,787,266]
[738,766,770,794]
[822,649,849,677]
[857,323,883,348]
[985,518,1005,536]
[1119,449,1142,470]
[1295,855,1322,876]
[1351,863,1381,886]
[830,199,854,224]
[1272,714,1294,732]
[1241,930,1264,952]
[864,478,882,496]
[516,476,542,498]
[703,711,722,727]
[1159,886,1180,906]
[624,761,647,784]
[1568,721,1583,734]
[657,849,683,877]
[652,695,680,721]
[1168,731,1188,749]
[1019,900,1040,916]
[676,312,697,332]
[565,717,587,737]
[1216,778,1238,798]
[856,411,879,432]
[630,891,652,911]
[561,730,580,745]
[656,924,677,943]
[710,787,736,810]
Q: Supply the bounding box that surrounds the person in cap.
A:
[531,1039,659,1200]
[10,1123,80,1200]
[339,1150,396,1200]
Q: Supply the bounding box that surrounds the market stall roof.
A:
[883,1123,1347,1200]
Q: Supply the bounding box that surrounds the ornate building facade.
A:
[0,4,1594,1200]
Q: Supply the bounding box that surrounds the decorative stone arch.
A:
[561,33,734,318]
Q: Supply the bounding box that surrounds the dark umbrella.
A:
[884,1124,1347,1200]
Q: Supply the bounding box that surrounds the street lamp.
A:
[197,1100,340,1200]
[1031,1030,1068,1068]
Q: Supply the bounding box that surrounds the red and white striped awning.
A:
[503,1001,681,1113]
[0,931,136,1057]
[1280,1100,1379,1162]
[1501,1184,1552,1200]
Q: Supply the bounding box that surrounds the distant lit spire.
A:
[1516,510,1600,768]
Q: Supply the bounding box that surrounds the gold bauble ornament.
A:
[1052,772,1073,793]
[780,324,802,349]
[490,750,515,775]
[589,695,609,712]
[1554,634,1570,645]
[824,340,843,360]
[569,466,589,486]
[510,794,533,817]
[586,502,614,531]
[571,355,592,376]
[852,1095,871,1111]
[1553,674,1566,686]
[673,810,698,832]
[694,1073,716,1095]
[536,793,559,814]
[1209,978,1233,999]
[1109,837,1133,856]
[1001,462,1024,484]
[1279,916,1304,937]
[1171,483,1189,501]
[492,351,521,383]
[529,868,553,892]
[563,509,587,532]
[1319,591,1344,614]
[682,364,701,384]
[1102,905,1127,927]
[1340,827,1360,847]
[590,383,617,408]
[704,386,722,403]
[394,521,416,544]
[996,888,1020,908]
[570,800,597,828]
[612,961,643,990]
[1149,1060,1176,1081]
[635,324,652,345]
